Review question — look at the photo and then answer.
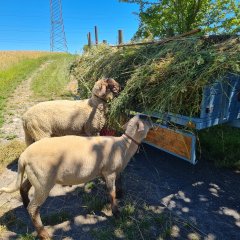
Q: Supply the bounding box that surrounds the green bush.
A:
[198,125,240,169]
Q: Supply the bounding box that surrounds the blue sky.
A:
[0,0,139,53]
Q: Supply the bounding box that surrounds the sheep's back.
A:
[22,100,90,137]
[23,135,119,184]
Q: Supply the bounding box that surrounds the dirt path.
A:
[0,61,51,144]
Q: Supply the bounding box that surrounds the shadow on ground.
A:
[126,144,240,240]
[0,144,239,239]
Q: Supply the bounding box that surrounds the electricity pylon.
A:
[50,0,68,52]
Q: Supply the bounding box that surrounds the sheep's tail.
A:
[0,156,25,194]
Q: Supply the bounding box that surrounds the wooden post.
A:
[94,26,98,45]
[118,30,123,45]
[87,32,92,48]
[111,28,201,48]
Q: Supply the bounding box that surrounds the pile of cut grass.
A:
[71,36,240,128]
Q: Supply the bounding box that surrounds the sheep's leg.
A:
[116,174,123,199]
[24,131,35,146]
[20,179,32,208]
[27,191,50,240]
[33,131,51,142]
[104,173,120,217]
[24,124,51,146]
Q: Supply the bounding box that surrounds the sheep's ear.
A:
[107,78,121,94]
[122,121,129,130]
[137,121,145,132]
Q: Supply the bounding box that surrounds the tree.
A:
[120,0,240,39]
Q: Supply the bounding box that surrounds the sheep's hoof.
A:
[38,228,50,240]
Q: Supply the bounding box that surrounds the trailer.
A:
[143,73,240,164]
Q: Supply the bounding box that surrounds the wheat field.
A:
[0,51,51,71]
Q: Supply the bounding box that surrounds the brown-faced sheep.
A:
[22,78,120,146]
[0,115,152,240]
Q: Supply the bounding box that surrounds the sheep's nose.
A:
[110,87,120,96]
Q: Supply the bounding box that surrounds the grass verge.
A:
[0,140,26,174]
[198,125,240,169]
[31,54,76,100]
[0,55,52,127]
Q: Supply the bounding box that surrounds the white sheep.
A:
[0,115,151,240]
[22,78,120,146]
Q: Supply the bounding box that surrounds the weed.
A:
[91,228,114,240]
[161,227,172,239]
[0,225,7,231]
[0,225,7,237]
[120,202,136,220]
[154,213,167,224]
[42,211,70,225]
[90,197,202,240]
[188,232,200,240]
[82,193,106,213]
[112,200,154,240]
[84,181,96,192]
[5,134,17,140]
[198,125,240,169]
[17,233,36,240]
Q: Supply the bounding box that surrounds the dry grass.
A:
[0,140,26,174]
[0,51,51,71]
[0,224,7,238]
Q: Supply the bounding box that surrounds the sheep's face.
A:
[124,115,152,141]
[92,78,121,101]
